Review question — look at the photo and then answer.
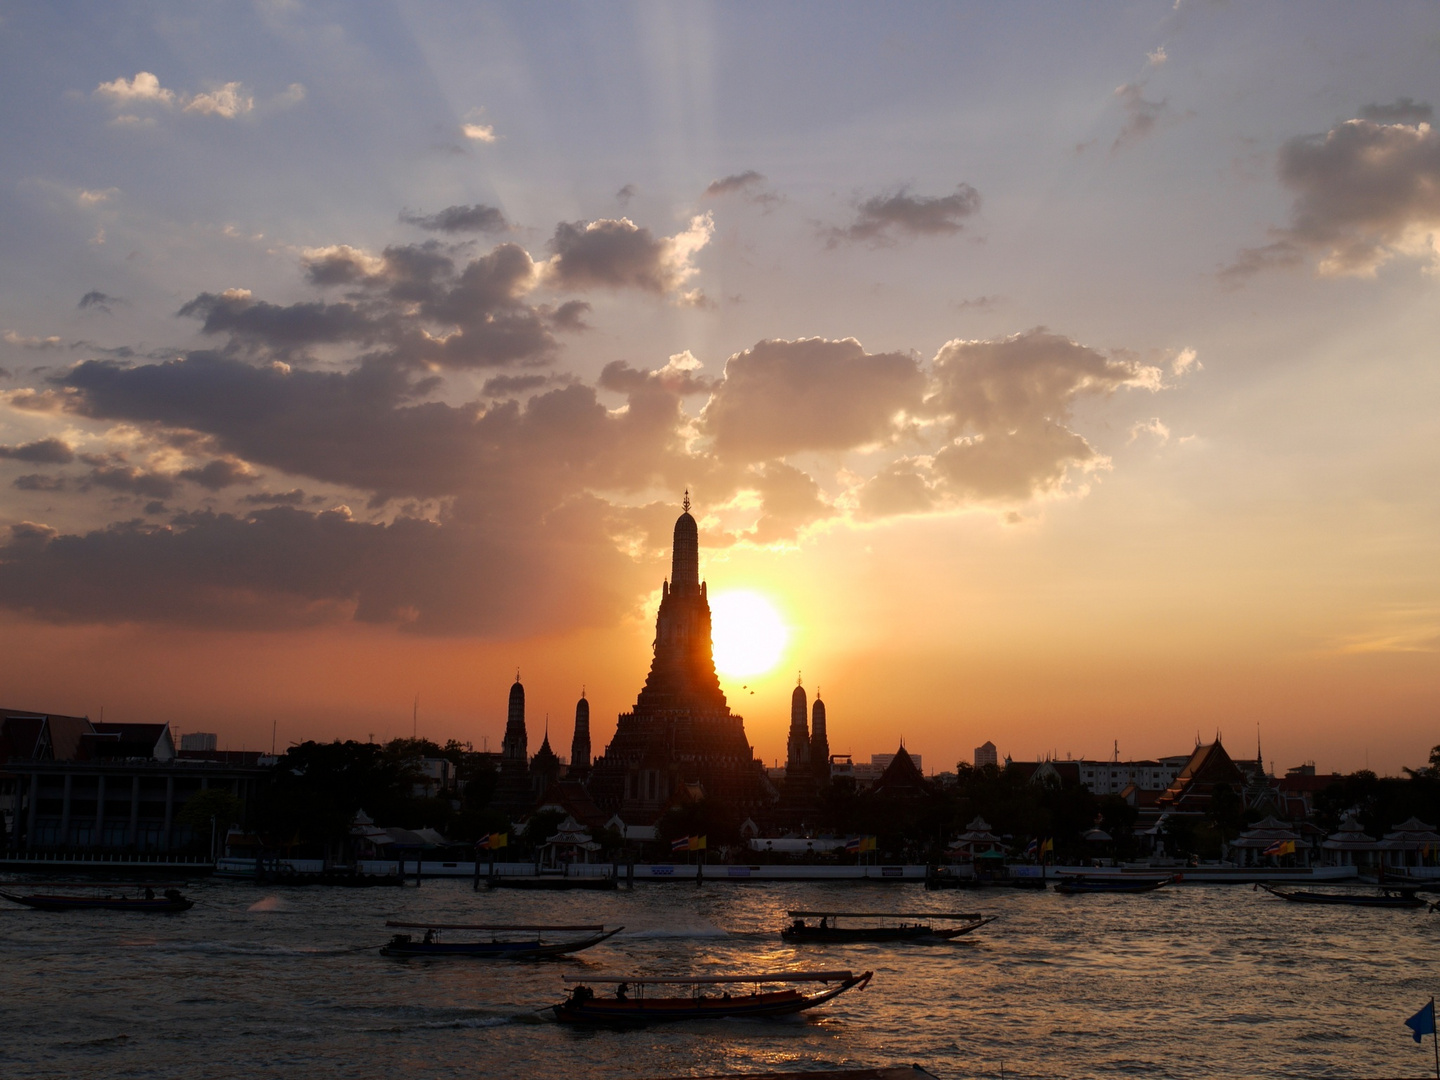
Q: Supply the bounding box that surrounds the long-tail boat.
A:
[1052,873,1174,894]
[0,883,194,912]
[1257,882,1426,908]
[553,969,873,1024]
[781,910,995,943]
[380,921,622,957]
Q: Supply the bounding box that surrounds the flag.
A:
[693,835,707,851]
[475,831,507,851]
[1263,840,1296,856]
[1024,839,1038,856]
[844,836,861,854]
[1406,999,1435,1044]
[858,835,877,853]
[672,835,692,853]
[1041,838,1054,855]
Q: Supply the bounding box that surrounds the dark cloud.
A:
[828,185,980,245]
[78,291,123,313]
[179,290,380,349]
[615,184,638,206]
[1360,98,1432,124]
[0,438,76,464]
[1112,84,1168,151]
[549,300,591,331]
[14,474,67,492]
[745,462,834,544]
[700,338,925,462]
[242,488,306,506]
[178,459,257,491]
[399,204,509,233]
[599,357,712,398]
[481,374,549,398]
[84,464,177,499]
[1226,115,1440,279]
[705,171,764,197]
[545,215,711,295]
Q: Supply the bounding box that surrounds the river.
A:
[2,877,1433,1078]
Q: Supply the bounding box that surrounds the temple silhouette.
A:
[492,495,816,827]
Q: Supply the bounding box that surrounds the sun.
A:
[709,590,789,679]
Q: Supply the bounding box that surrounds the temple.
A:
[586,495,769,822]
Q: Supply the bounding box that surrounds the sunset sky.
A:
[0,3,1436,776]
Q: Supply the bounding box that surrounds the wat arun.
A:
[586,496,769,822]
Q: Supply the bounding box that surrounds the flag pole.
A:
[1431,996,1437,1080]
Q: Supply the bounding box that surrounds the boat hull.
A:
[0,891,193,912]
[554,973,871,1025]
[1053,877,1171,894]
[781,919,992,943]
[1259,884,1424,908]
[381,928,620,958]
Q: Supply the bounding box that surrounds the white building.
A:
[1076,754,1191,795]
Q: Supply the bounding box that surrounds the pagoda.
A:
[587,494,768,822]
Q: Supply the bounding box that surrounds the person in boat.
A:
[819,917,828,929]
[567,985,594,1006]
[144,888,155,900]
[163,888,182,901]
[422,929,434,945]
[615,982,629,1001]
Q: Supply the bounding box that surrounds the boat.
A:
[781,910,995,943]
[1052,873,1174,894]
[553,969,873,1025]
[1257,882,1426,908]
[0,883,194,912]
[380,921,622,957]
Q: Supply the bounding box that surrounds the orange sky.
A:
[1,6,1437,776]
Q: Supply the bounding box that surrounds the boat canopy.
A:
[385,921,607,931]
[564,970,856,985]
[786,911,984,920]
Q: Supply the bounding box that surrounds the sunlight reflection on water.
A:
[2,879,1436,1079]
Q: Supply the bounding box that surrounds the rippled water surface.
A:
[2,877,1436,1079]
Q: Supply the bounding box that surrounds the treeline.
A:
[229,739,1440,863]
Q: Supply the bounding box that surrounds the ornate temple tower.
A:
[786,679,811,774]
[569,691,591,781]
[492,674,533,814]
[587,494,768,820]
[810,692,831,785]
[780,677,818,816]
[530,721,561,800]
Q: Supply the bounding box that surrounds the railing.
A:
[0,848,213,866]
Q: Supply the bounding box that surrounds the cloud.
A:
[94,72,176,107]
[1226,114,1440,279]
[828,185,980,245]
[616,183,638,206]
[1147,46,1168,67]
[544,214,713,295]
[0,438,76,464]
[78,188,118,206]
[3,331,63,350]
[1112,84,1169,151]
[84,464,177,499]
[1170,347,1200,375]
[78,291,122,313]
[703,171,780,207]
[916,329,1161,503]
[462,123,496,142]
[400,204,509,234]
[1128,417,1171,444]
[1360,98,1432,124]
[481,373,550,398]
[184,83,253,118]
[14,474,67,492]
[700,337,925,462]
[178,459,257,491]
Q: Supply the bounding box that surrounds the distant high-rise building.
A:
[588,495,767,821]
[974,741,998,769]
[180,732,218,753]
[568,691,591,780]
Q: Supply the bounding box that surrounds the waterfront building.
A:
[0,709,267,853]
[1381,817,1440,867]
[948,815,1007,859]
[179,732,218,752]
[1229,815,1322,867]
[1320,815,1381,867]
[871,745,930,799]
[587,497,768,822]
[1153,739,1249,816]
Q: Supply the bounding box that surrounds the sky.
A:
[0,2,1437,776]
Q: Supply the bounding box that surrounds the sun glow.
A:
[709,590,789,678]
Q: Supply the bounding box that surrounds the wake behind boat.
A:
[553,970,873,1025]
[1257,882,1426,908]
[0,883,193,912]
[381,921,622,958]
[1052,873,1174,894]
[781,910,995,943]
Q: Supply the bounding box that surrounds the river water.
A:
[1,877,1435,1079]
